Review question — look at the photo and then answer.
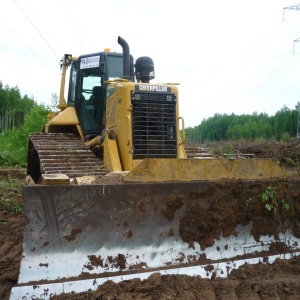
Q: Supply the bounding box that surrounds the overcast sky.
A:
[1,0,300,127]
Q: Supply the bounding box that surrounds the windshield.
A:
[81,69,101,102]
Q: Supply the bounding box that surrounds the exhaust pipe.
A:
[118,36,131,80]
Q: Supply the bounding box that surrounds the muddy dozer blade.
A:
[11,178,300,299]
[123,158,288,182]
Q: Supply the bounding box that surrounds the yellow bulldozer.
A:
[10,37,300,299]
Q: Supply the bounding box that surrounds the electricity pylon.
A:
[283,5,300,53]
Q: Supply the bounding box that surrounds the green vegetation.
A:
[0,175,23,215]
[186,104,299,144]
[245,186,290,227]
[0,82,36,133]
[0,82,51,167]
[0,104,50,167]
[0,198,23,213]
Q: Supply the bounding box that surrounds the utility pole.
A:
[284,5,300,53]
[297,102,300,138]
[293,38,300,54]
[283,4,300,20]
[284,5,300,136]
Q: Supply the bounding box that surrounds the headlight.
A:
[133,93,141,100]
[166,95,173,101]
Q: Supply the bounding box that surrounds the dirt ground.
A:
[1,139,300,300]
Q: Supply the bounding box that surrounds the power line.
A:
[203,6,300,128]
[0,56,53,94]
[193,53,296,135]
[191,21,285,132]
[232,54,296,111]
[70,0,91,48]
[62,0,86,52]
[207,5,300,121]
[25,1,65,55]
[13,0,60,59]
[208,12,283,110]
[0,20,52,69]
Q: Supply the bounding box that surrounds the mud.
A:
[0,168,25,300]
[179,179,300,251]
[49,259,300,299]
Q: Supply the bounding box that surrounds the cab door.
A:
[75,54,104,137]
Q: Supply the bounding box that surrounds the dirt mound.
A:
[207,138,300,174]
[50,256,300,300]
[239,139,300,173]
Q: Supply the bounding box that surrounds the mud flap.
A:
[11,178,300,299]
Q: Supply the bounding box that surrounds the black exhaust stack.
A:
[118,36,131,80]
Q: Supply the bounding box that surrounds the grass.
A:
[0,198,23,213]
[0,219,8,225]
[0,173,23,215]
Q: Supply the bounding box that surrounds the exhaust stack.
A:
[118,36,131,80]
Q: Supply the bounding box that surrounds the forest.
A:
[0,82,51,167]
[185,104,300,145]
[0,81,299,167]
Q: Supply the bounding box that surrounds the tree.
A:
[0,104,50,166]
[273,105,297,138]
[0,82,35,133]
[50,92,60,112]
[186,105,297,145]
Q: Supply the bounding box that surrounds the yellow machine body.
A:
[104,80,186,172]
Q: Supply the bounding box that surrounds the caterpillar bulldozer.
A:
[10,37,300,299]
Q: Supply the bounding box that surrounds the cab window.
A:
[107,56,123,80]
[68,61,78,106]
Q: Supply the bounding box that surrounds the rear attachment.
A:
[11,178,300,299]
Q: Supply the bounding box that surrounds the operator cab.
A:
[67,51,135,138]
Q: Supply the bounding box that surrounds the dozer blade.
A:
[123,158,289,182]
[11,177,300,299]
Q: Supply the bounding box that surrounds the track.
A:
[27,133,109,182]
[26,135,212,183]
